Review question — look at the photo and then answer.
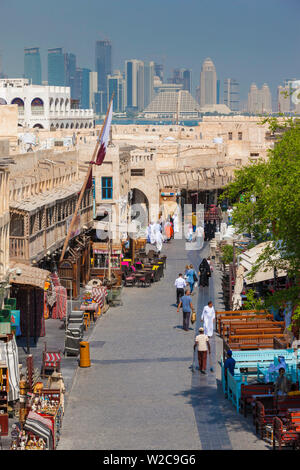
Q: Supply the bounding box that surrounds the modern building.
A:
[168,69,192,94]
[125,59,144,111]
[48,48,65,86]
[248,83,272,114]
[217,79,220,104]
[64,53,76,99]
[141,90,201,120]
[107,71,125,112]
[154,64,164,82]
[277,85,290,113]
[0,78,94,130]
[200,58,217,107]
[144,61,154,108]
[24,48,42,85]
[223,78,240,112]
[95,40,112,111]
[89,71,98,112]
[182,69,192,94]
[74,68,91,110]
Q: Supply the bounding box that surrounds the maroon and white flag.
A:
[91,101,113,166]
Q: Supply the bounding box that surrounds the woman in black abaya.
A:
[198,258,211,287]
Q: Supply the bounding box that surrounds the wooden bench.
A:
[227,321,284,338]
[255,396,300,439]
[218,314,273,336]
[216,310,266,333]
[240,383,274,417]
[226,334,286,352]
[273,416,300,450]
[231,328,284,337]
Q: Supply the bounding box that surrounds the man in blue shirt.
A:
[177,289,194,331]
[224,350,236,377]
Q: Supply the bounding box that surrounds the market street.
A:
[58,239,268,450]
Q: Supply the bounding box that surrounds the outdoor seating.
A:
[136,271,151,287]
[41,342,62,377]
[273,416,300,450]
[240,383,274,417]
[254,396,300,439]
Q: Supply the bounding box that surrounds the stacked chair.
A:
[64,310,84,357]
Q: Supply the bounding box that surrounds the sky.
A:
[0,0,299,104]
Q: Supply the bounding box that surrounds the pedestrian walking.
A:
[177,289,194,331]
[186,264,198,293]
[201,301,215,337]
[174,273,186,306]
[198,258,211,287]
[194,327,211,374]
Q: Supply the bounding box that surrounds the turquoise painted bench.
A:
[221,349,300,394]
[226,371,248,412]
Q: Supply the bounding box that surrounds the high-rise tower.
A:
[200,58,217,107]
[24,47,42,85]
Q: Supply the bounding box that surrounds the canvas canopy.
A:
[239,241,287,285]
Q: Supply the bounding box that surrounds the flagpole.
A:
[59,94,114,262]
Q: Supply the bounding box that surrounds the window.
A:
[131,169,145,176]
[250,153,259,157]
[238,132,243,140]
[228,132,233,140]
[102,177,113,199]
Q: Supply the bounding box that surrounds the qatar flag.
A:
[91,101,113,166]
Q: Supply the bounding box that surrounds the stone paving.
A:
[58,238,269,450]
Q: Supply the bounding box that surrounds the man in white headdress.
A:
[155,229,164,253]
[201,301,215,338]
[149,222,156,245]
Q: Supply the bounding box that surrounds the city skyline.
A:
[0,0,299,104]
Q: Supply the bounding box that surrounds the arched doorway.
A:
[129,188,149,237]
[33,123,44,129]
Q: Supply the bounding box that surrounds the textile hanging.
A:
[0,336,20,401]
[50,273,67,320]
[24,411,54,450]
[91,286,107,309]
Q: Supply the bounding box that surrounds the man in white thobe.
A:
[149,222,156,244]
[155,230,163,253]
[201,301,215,337]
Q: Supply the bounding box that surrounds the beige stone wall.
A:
[0,105,18,138]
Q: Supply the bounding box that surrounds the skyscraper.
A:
[182,69,192,94]
[125,59,144,111]
[95,40,112,110]
[248,83,272,114]
[200,58,217,107]
[277,85,290,113]
[154,64,164,82]
[89,71,98,111]
[107,71,125,112]
[223,78,240,112]
[65,53,76,98]
[74,68,91,109]
[48,48,65,86]
[144,61,155,108]
[24,48,42,85]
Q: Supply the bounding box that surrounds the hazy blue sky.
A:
[0,0,299,103]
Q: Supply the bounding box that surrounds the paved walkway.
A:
[58,238,269,450]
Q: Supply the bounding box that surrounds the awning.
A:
[239,242,287,284]
[9,262,50,289]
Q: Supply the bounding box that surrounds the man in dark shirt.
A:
[224,350,236,377]
[177,289,194,331]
